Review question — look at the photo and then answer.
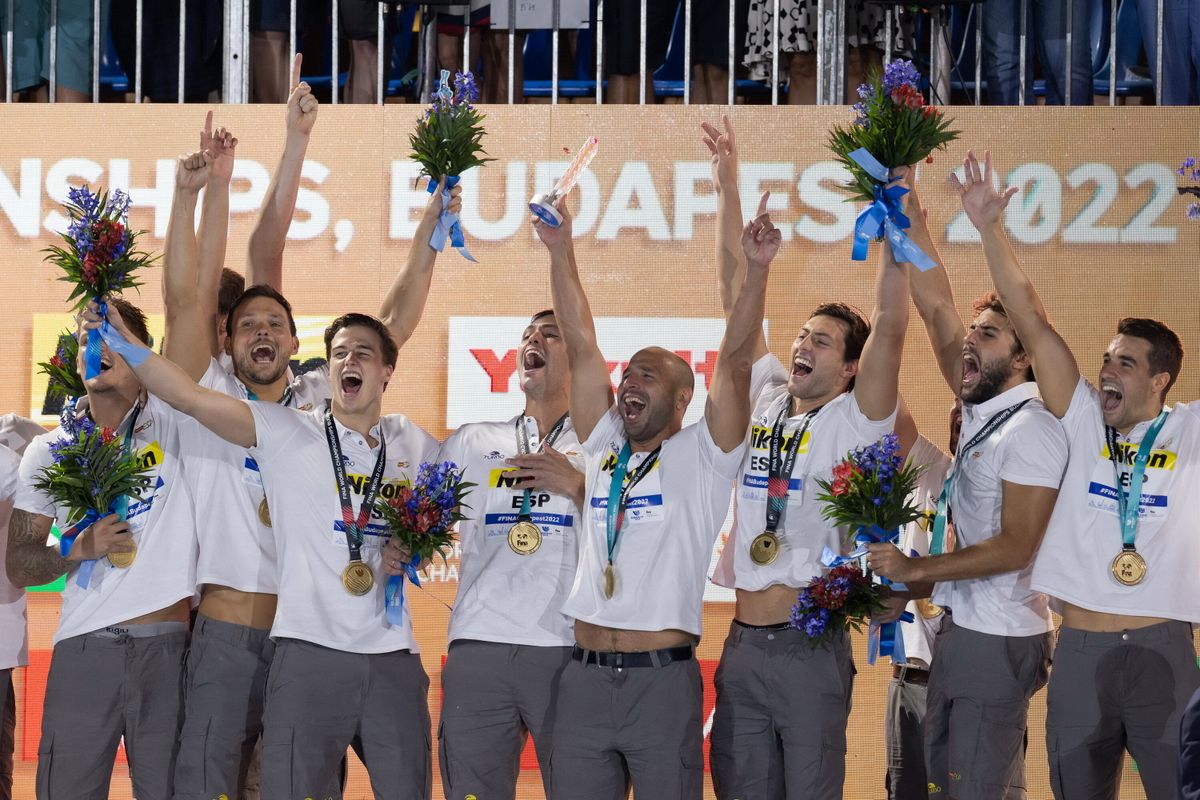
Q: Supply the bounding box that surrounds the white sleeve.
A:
[998,411,1069,489]
[695,417,746,482]
[849,388,899,436]
[750,353,789,406]
[14,436,58,518]
[0,445,21,505]
[246,403,303,466]
[1059,376,1100,440]
[580,406,624,458]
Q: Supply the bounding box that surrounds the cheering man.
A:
[702,115,908,799]
[436,309,585,799]
[8,301,198,799]
[535,191,773,797]
[161,109,458,796]
[951,150,1199,800]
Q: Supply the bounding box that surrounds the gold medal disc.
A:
[341,560,376,596]
[750,532,780,566]
[1111,550,1147,586]
[603,563,616,599]
[916,598,944,620]
[107,541,137,569]
[507,520,542,555]
[258,497,272,528]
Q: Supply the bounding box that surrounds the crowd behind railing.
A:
[2,0,1195,106]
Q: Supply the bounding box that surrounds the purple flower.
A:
[883,60,921,94]
[851,102,870,128]
[453,72,480,104]
[856,82,874,100]
[48,438,71,463]
[803,608,830,638]
[108,189,131,220]
[67,186,100,218]
[1180,157,1197,176]
[1187,202,1200,220]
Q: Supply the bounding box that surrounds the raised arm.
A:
[196,113,236,355]
[246,54,318,290]
[706,195,777,452]
[702,114,768,362]
[534,203,613,443]
[162,149,217,381]
[853,189,911,422]
[952,150,1079,417]
[903,173,966,394]
[377,178,462,349]
[87,303,256,448]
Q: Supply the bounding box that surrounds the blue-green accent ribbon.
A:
[426,177,476,263]
[848,148,936,272]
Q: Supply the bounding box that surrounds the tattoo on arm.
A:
[6,509,67,588]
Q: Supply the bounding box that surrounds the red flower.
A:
[81,253,100,284]
[890,84,925,110]
[831,478,849,496]
[99,427,116,444]
[49,355,64,368]
[923,105,939,117]
[831,461,857,482]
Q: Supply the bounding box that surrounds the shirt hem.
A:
[268,628,420,655]
[195,573,279,595]
[448,631,575,648]
[1033,582,1200,623]
[53,591,194,646]
[566,614,701,638]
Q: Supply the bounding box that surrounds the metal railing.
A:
[0,0,1175,106]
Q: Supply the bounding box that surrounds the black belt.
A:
[892,664,930,684]
[733,619,791,632]
[572,645,693,669]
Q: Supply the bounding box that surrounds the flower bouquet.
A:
[37,332,86,400]
[409,70,493,262]
[375,460,474,624]
[802,433,926,663]
[790,563,886,645]
[828,60,959,270]
[1177,157,1200,220]
[33,399,152,588]
[43,186,156,379]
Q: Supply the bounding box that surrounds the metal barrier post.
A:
[1155,0,1163,104]
[378,2,386,103]
[331,0,339,103]
[638,0,646,103]
[92,0,100,101]
[1064,0,1072,104]
[1018,0,1026,105]
[135,0,143,101]
[726,0,734,103]
[683,0,691,104]
[552,0,560,103]
[1108,0,1116,104]
[49,0,57,101]
[178,0,186,102]
[771,0,779,104]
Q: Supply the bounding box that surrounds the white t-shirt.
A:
[15,396,199,645]
[188,359,331,594]
[562,406,745,637]
[931,382,1067,637]
[1032,378,1200,621]
[441,415,583,647]
[0,415,44,671]
[898,435,950,668]
[247,404,438,654]
[713,353,897,592]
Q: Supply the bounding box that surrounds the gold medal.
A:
[341,560,375,596]
[107,541,137,569]
[916,598,944,620]
[1111,550,1147,586]
[507,520,542,555]
[258,497,272,528]
[603,563,616,598]
[750,532,780,566]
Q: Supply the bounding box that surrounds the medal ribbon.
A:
[323,411,387,569]
[245,384,294,407]
[604,442,662,570]
[1106,410,1169,553]
[515,413,569,521]
[764,401,820,537]
[60,401,143,589]
[930,399,1031,555]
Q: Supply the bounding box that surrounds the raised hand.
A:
[700,114,737,194]
[418,177,462,227]
[66,514,134,561]
[949,150,1017,231]
[741,191,781,267]
[532,198,574,251]
[286,53,318,138]
[200,110,238,184]
[505,444,586,508]
[175,149,212,194]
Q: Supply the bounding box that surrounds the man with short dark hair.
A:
[161,122,458,799]
[8,297,199,799]
[702,116,910,799]
[949,150,1199,800]
[534,180,774,796]
[436,308,586,800]
[82,299,440,799]
[865,170,1067,800]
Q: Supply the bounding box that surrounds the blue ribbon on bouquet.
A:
[426,177,476,263]
[821,524,914,666]
[58,507,106,589]
[84,298,107,379]
[384,554,423,626]
[848,148,936,272]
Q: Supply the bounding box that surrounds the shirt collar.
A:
[963,381,1039,424]
[327,406,382,446]
[1113,407,1171,440]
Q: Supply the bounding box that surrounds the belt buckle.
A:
[612,652,623,669]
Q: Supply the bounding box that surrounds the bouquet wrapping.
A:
[32,399,152,588]
[828,60,959,271]
[375,461,473,625]
[409,70,493,262]
[43,186,156,380]
[802,434,926,664]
